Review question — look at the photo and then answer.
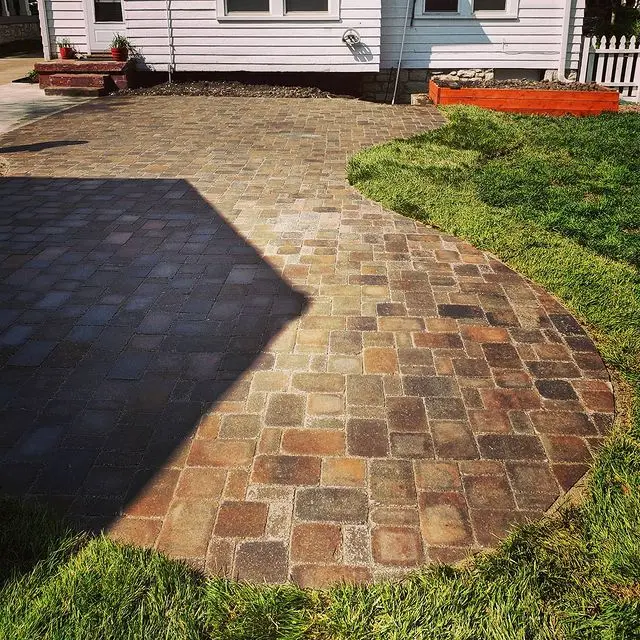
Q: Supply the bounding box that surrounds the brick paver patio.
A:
[0,97,614,586]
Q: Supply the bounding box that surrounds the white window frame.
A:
[216,0,340,21]
[417,0,519,20]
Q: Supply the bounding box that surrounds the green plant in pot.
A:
[110,34,130,62]
[57,38,75,60]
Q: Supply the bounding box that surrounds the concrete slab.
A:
[0,82,87,134]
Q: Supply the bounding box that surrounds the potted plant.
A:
[110,34,130,62]
[57,38,75,60]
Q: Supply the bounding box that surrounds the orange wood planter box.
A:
[428,79,619,116]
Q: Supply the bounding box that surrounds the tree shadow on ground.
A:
[0,176,308,577]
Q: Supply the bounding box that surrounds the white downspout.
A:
[391,0,413,104]
[557,0,573,82]
[36,0,52,60]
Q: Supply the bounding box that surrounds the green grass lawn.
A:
[2,107,639,640]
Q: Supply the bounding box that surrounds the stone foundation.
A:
[430,68,495,83]
[0,18,39,44]
[362,68,494,103]
[543,69,578,82]
[361,68,430,104]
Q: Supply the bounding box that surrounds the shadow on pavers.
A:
[0,176,308,580]
[0,141,88,154]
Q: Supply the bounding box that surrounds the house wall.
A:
[380,0,585,72]
[43,0,88,54]
[125,0,381,72]
[38,0,583,78]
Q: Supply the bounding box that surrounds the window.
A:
[424,0,457,11]
[94,0,123,22]
[473,0,506,9]
[421,0,516,16]
[227,0,269,12]
[219,0,337,19]
[285,0,329,11]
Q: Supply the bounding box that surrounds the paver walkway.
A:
[0,97,614,586]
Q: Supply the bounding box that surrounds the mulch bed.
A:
[120,80,354,98]
[432,78,610,92]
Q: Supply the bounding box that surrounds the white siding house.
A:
[381,0,583,72]
[35,0,583,79]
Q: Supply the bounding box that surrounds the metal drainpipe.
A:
[556,0,573,82]
[391,0,414,104]
[166,0,174,82]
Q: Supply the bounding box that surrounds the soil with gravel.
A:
[432,78,614,92]
[120,80,355,98]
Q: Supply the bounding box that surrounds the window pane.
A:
[474,0,506,9]
[424,0,458,11]
[94,0,123,22]
[286,0,328,11]
[227,0,270,11]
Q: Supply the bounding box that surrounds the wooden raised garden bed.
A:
[428,79,619,116]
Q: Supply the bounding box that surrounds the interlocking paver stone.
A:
[235,540,288,583]
[347,419,389,457]
[0,96,613,586]
[214,501,268,538]
[295,487,368,523]
[291,523,341,563]
[372,526,424,567]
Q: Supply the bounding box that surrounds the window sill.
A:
[217,13,341,21]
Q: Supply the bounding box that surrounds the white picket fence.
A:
[579,35,640,101]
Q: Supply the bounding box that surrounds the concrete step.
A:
[49,73,108,89]
[35,58,134,93]
[44,86,107,97]
[85,52,113,60]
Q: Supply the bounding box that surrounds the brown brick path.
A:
[0,97,613,586]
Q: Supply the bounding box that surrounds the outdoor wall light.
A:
[342,29,361,46]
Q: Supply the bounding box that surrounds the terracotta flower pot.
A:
[111,47,128,62]
[59,47,74,60]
